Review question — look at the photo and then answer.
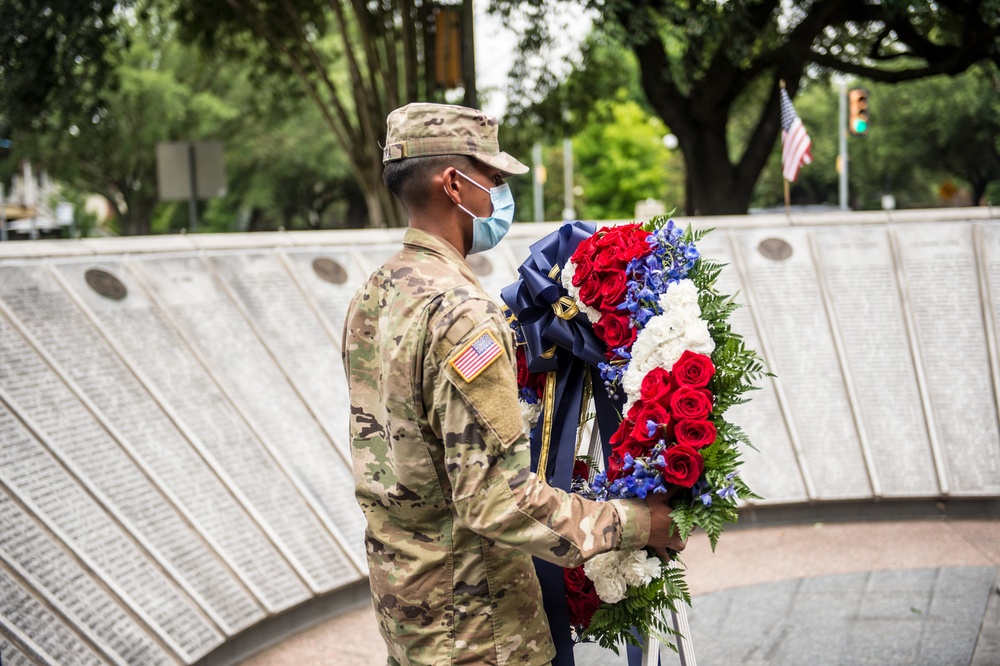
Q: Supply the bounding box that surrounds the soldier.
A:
[342,102,686,666]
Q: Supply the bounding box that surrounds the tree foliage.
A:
[497,0,1000,215]
[170,0,445,227]
[5,8,365,236]
[0,0,131,137]
[750,64,1000,210]
[8,14,243,236]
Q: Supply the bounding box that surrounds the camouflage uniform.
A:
[343,229,651,666]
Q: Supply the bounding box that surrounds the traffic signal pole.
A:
[839,83,849,210]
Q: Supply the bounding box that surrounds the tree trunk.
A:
[679,127,755,216]
[118,192,157,236]
[971,179,988,207]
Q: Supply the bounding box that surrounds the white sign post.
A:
[156,141,226,233]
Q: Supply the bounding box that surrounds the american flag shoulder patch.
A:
[450,330,504,382]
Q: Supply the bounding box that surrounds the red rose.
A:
[593,312,636,351]
[672,350,716,389]
[610,417,635,448]
[658,443,704,487]
[614,436,651,464]
[571,236,598,274]
[578,273,602,308]
[593,244,624,272]
[631,400,673,443]
[608,416,651,479]
[670,386,713,420]
[673,419,717,449]
[640,367,675,403]
[515,346,546,399]
[606,449,626,481]
[593,228,621,251]
[596,271,628,312]
[607,419,634,481]
[571,251,595,288]
[618,226,652,263]
[564,566,601,628]
[573,459,592,480]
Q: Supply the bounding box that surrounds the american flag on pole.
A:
[451,330,504,382]
[780,87,812,182]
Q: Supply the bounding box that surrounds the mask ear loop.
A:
[443,185,478,219]
[445,169,489,219]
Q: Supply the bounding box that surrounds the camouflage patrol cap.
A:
[383,103,529,176]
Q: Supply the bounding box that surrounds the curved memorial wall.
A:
[1,210,998,665]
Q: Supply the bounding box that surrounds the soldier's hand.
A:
[643,493,687,558]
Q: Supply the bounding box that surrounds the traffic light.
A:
[848,88,870,136]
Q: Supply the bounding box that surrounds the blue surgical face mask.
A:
[447,170,515,254]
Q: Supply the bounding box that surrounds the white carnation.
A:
[621,550,663,587]
[560,258,601,324]
[561,259,577,294]
[585,549,662,602]
[585,552,629,603]
[520,400,542,436]
[620,279,715,407]
[664,279,699,308]
[681,318,715,354]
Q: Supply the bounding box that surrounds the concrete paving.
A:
[241,518,1000,665]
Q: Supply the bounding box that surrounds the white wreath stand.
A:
[584,426,698,666]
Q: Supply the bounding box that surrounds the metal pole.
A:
[0,183,7,242]
[532,142,544,222]
[562,138,575,221]
[839,83,849,211]
[187,142,199,233]
[461,0,477,109]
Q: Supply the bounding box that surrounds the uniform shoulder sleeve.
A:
[426,294,522,448]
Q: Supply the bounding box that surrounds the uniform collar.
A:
[402,227,480,285]
[403,227,481,286]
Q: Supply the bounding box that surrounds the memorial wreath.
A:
[502,217,765,653]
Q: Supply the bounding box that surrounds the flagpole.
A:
[779,80,791,221]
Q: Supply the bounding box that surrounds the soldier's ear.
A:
[442,166,461,189]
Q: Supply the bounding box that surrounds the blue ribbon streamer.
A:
[503,221,638,666]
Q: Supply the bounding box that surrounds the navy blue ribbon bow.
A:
[502,221,644,665]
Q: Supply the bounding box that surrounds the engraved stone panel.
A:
[468,247,519,310]
[285,248,371,338]
[208,252,352,459]
[54,261,310,614]
[0,400,219,662]
[812,227,939,496]
[353,244,401,273]
[896,223,1000,494]
[0,567,106,666]
[733,228,872,499]
[53,259,354,592]
[0,486,172,665]
[0,266,261,635]
[0,636,37,666]
[129,256,365,578]
[696,232,808,504]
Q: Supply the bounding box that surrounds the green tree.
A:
[2,0,454,228]
[0,0,129,137]
[499,0,1000,216]
[750,65,1000,210]
[171,0,449,228]
[504,33,683,222]
[856,64,1000,207]
[573,96,683,220]
[176,90,366,234]
[14,15,240,236]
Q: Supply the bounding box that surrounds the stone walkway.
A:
[242,518,1000,665]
